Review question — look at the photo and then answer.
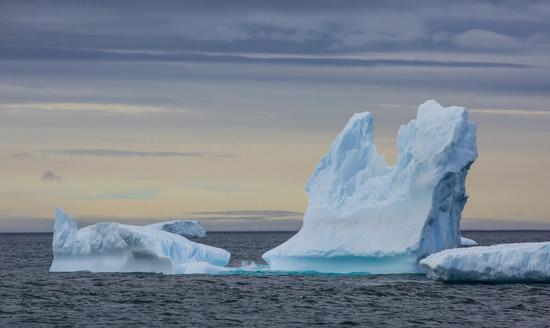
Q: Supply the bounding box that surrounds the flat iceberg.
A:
[50,209,230,274]
[420,242,550,282]
[263,100,477,273]
[460,236,478,247]
[146,220,207,238]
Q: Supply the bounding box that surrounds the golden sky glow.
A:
[1,102,549,230]
[2,1,550,230]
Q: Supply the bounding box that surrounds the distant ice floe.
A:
[50,209,229,274]
[263,100,478,274]
[460,237,478,247]
[146,220,207,238]
[420,242,550,282]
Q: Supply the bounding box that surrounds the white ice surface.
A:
[460,237,478,247]
[146,220,207,238]
[420,242,550,282]
[50,209,230,274]
[263,100,477,273]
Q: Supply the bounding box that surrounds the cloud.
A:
[46,149,203,157]
[8,152,31,159]
[0,45,530,68]
[192,210,302,216]
[375,104,550,117]
[461,218,550,230]
[0,102,183,114]
[41,170,62,181]
[83,188,159,200]
[452,29,522,49]
[470,108,550,116]
[2,1,550,57]
[188,211,304,222]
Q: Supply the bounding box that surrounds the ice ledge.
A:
[50,208,230,274]
[420,242,550,282]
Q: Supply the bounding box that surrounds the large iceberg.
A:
[146,220,207,238]
[420,242,550,282]
[263,100,477,273]
[50,209,230,274]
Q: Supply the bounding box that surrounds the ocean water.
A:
[1,231,550,327]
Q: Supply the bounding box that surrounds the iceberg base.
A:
[51,252,178,274]
[264,255,421,274]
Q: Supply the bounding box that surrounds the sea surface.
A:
[1,231,550,327]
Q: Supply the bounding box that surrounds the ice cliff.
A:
[50,209,230,274]
[147,220,207,238]
[263,100,477,273]
[420,242,550,282]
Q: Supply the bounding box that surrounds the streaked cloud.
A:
[452,29,523,50]
[8,152,31,159]
[46,149,203,157]
[471,108,550,116]
[191,210,303,217]
[0,102,184,114]
[83,188,159,200]
[0,45,530,68]
[376,104,550,117]
[2,1,550,55]
[189,210,304,222]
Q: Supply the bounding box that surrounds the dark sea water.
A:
[1,231,550,327]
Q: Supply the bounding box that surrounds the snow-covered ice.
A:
[146,220,207,238]
[420,242,550,282]
[460,237,478,247]
[50,209,230,274]
[263,100,477,273]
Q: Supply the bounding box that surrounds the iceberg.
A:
[263,100,477,273]
[50,209,230,274]
[460,236,478,247]
[420,242,550,282]
[146,220,207,238]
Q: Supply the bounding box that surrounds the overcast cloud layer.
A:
[2,1,550,57]
[1,1,550,231]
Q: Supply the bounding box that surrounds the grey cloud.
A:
[470,108,550,116]
[46,149,203,157]
[461,219,550,231]
[1,1,550,56]
[188,210,304,223]
[0,45,531,68]
[191,210,303,217]
[452,29,523,50]
[41,170,61,181]
[9,152,31,159]
[43,149,238,158]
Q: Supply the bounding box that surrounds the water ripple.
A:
[1,231,550,327]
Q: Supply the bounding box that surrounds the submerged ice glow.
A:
[263,100,478,273]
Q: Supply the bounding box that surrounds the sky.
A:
[1,0,550,231]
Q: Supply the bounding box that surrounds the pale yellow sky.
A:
[2,0,550,230]
[1,102,549,229]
